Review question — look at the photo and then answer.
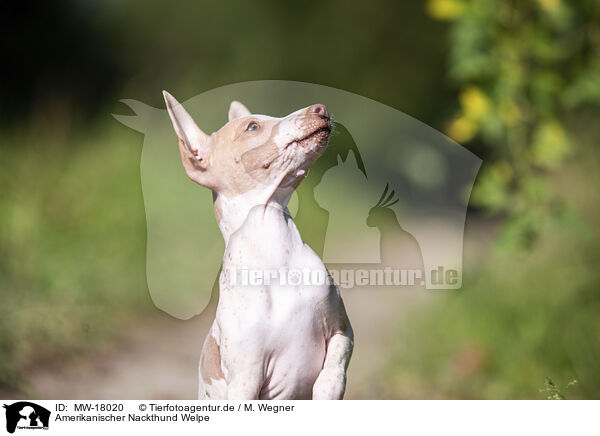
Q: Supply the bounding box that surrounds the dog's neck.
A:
[213,186,296,246]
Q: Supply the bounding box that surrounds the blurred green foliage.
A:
[427,0,600,250]
[0,0,451,128]
[382,144,600,399]
[0,124,151,391]
[378,0,600,400]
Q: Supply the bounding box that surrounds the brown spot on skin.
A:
[197,117,283,196]
[240,140,280,182]
[179,138,206,170]
[201,335,225,384]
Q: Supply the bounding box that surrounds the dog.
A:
[162,91,353,399]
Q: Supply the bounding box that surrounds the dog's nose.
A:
[307,104,328,118]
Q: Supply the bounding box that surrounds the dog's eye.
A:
[246,122,259,132]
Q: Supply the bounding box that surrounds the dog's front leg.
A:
[226,368,264,399]
[312,330,354,400]
[223,345,264,400]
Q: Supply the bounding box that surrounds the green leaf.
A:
[471,166,510,212]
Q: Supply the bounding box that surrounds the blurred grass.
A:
[381,134,600,399]
[0,123,151,391]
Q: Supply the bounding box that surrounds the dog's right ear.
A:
[163,91,216,188]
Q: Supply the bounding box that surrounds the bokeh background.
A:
[1,0,599,399]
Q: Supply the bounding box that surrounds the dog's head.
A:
[163,91,330,202]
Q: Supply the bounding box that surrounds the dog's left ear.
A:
[229,101,252,121]
[163,90,219,189]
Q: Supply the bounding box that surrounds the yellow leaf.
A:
[447,116,477,143]
[426,0,464,21]
[536,0,561,13]
[460,86,490,122]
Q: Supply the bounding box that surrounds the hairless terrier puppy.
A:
[163,92,353,399]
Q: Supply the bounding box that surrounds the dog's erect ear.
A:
[163,91,209,160]
[228,101,252,121]
[163,91,217,188]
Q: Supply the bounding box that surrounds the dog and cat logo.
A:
[2,402,50,433]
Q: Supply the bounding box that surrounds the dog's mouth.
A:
[289,125,331,151]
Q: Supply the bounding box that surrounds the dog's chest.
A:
[220,229,331,327]
[217,209,331,397]
[217,277,328,399]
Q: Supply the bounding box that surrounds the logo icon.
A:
[3,402,50,434]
